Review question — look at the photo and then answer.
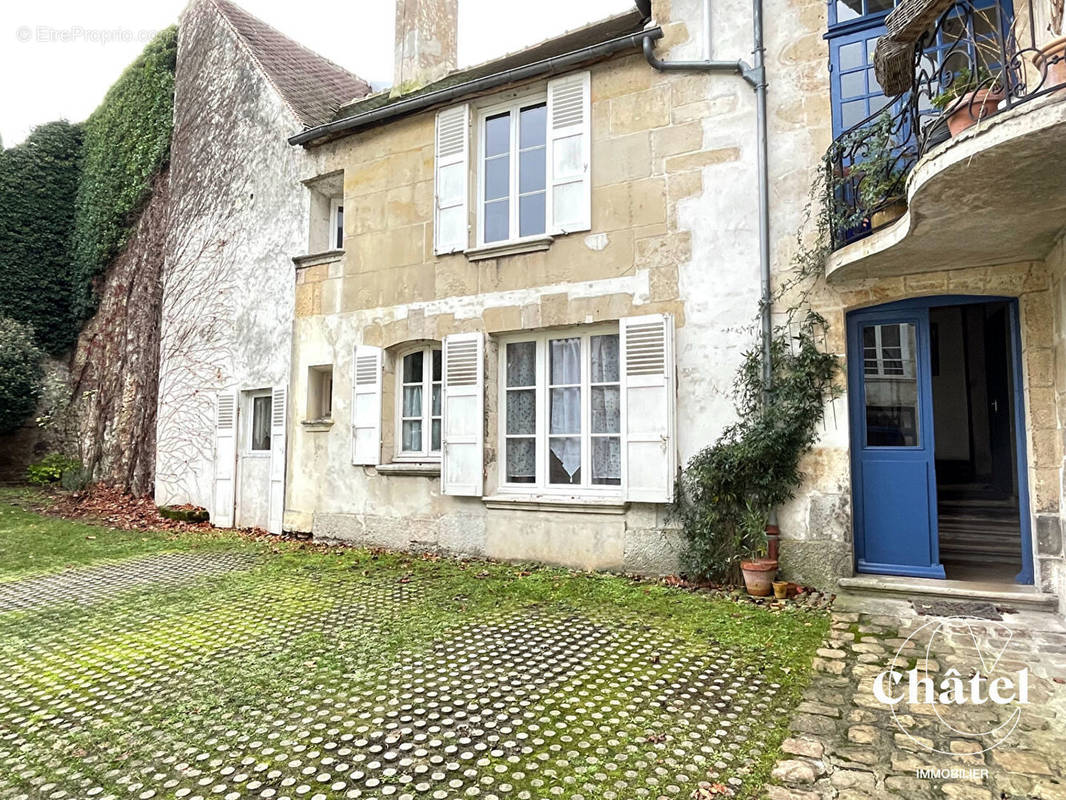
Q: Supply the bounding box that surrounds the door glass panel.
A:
[863,322,919,447]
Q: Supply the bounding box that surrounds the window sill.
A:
[482,494,627,514]
[376,463,442,477]
[292,249,344,268]
[464,236,553,261]
[301,419,334,432]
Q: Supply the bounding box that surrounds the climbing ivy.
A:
[0,318,45,435]
[70,26,176,320]
[0,121,83,354]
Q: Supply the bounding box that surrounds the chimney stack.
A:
[394,0,458,91]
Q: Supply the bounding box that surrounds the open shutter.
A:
[441,332,484,496]
[620,314,676,503]
[434,104,470,254]
[351,346,383,466]
[213,392,238,528]
[545,71,591,235]
[267,386,287,534]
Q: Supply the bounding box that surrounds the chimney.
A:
[393,0,458,91]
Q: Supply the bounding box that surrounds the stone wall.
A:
[1043,233,1066,611]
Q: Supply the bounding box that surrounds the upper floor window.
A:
[433,72,591,255]
[398,346,442,460]
[330,199,344,250]
[307,365,334,421]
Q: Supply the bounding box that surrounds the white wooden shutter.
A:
[434,104,470,254]
[351,346,383,466]
[620,314,676,503]
[267,385,287,534]
[441,332,484,496]
[212,392,238,528]
[545,71,591,235]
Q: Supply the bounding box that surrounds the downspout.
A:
[641,0,772,399]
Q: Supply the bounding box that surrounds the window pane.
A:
[836,0,862,22]
[507,438,536,483]
[592,437,622,485]
[403,385,423,418]
[549,438,582,485]
[432,385,441,417]
[552,134,583,178]
[431,420,441,452]
[484,199,509,243]
[519,148,546,194]
[432,349,442,382]
[550,388,581,435]
[519,104,547,149]
[591,386,620,434]
[864,323,920,447]
[840,99,868,130]
[485,112,510,157]
[252,396,272,451]
[866,0,892,13]
[335,205,344,249]
[552,182,583,229]
[507,389,536,435]
[506,341,536,386]
[839,41,864,71]
[549,338,581,384]
[840,71,866,99]
[403,351,423,383]
[484,157,509,201]
[402,420,422,452]
[519,193,546,237]
[590,335,620,383]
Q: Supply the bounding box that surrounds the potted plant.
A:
[772,579,789,600]
[738,502,778,597]
[932,66,1004,137]
[853,112,908,230]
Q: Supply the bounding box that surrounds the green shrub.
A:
[0,317,45,434]
[0,122,83,354]
[26,453,82,486]
[60,466,94,492]
[71,27,176,320]
[158,505,210,523]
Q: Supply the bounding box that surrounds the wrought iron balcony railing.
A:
[828,0,1066,250]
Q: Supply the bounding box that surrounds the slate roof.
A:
[209,0,372,129]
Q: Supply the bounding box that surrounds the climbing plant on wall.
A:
[0,318,45,435]
[71,26,177,320]
[0,121,83,355]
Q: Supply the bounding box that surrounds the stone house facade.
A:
[156,0,1066,611]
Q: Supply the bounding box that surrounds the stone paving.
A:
[765,593,1066,800]
[0,552,784,800]
[0,551,256,613]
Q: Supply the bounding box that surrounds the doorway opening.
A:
[930,302,1022,582]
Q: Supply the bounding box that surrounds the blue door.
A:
[848,307,945,578]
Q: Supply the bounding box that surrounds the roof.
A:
[209,0,372,128]
[315,8,648,135]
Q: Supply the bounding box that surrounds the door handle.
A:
[991,399,999,413]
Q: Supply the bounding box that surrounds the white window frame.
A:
[307,365,334,421]
[475,92,550,248]
[863,323,915,379]
[496,323,622,499]
[395,344,443,462]
[247,390,273,456]
[330,197,344,251]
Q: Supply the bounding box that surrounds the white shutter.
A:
[434,104,470,254]
[212,392,238,528]
[545,71,591,235]
[620,314,676,503]
[351,346,383,465]
[441,332,484,496]
[267,385,287,534]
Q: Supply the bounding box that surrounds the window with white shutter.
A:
[213,392,238,528]
[351,346,383,465]
[268,386,287,534]
[441,332,484,496]
[620,314,676,503]
[434,104,470,254]
[546,71,591,234]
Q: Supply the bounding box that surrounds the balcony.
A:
[825,0,1066,282]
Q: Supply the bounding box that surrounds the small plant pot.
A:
[1035,36,1066,92]
[870,199,907,230]
[739,558,778,597]
[772,580,789,600]
[946,88,1004,137]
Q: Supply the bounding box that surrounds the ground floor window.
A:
[500,326,621,492]
[397,345,442,460]
[250,393,272,452]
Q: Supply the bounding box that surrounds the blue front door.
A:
[848,307,945,578]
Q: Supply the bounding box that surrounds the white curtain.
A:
[549,338,582,480]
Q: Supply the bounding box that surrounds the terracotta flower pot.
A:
[870,199,907,230]
[772,580,789,600]
[740,558,778,597]
[1035,35,1066,91]
[946,88,1004,137]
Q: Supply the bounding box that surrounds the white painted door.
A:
[236,389,272,530]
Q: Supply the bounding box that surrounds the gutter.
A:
[641,0,772,399]
[289,27,664,147]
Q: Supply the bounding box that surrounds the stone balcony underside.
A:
[827,94,1066,283]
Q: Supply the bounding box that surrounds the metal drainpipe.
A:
[641,0,772,398]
